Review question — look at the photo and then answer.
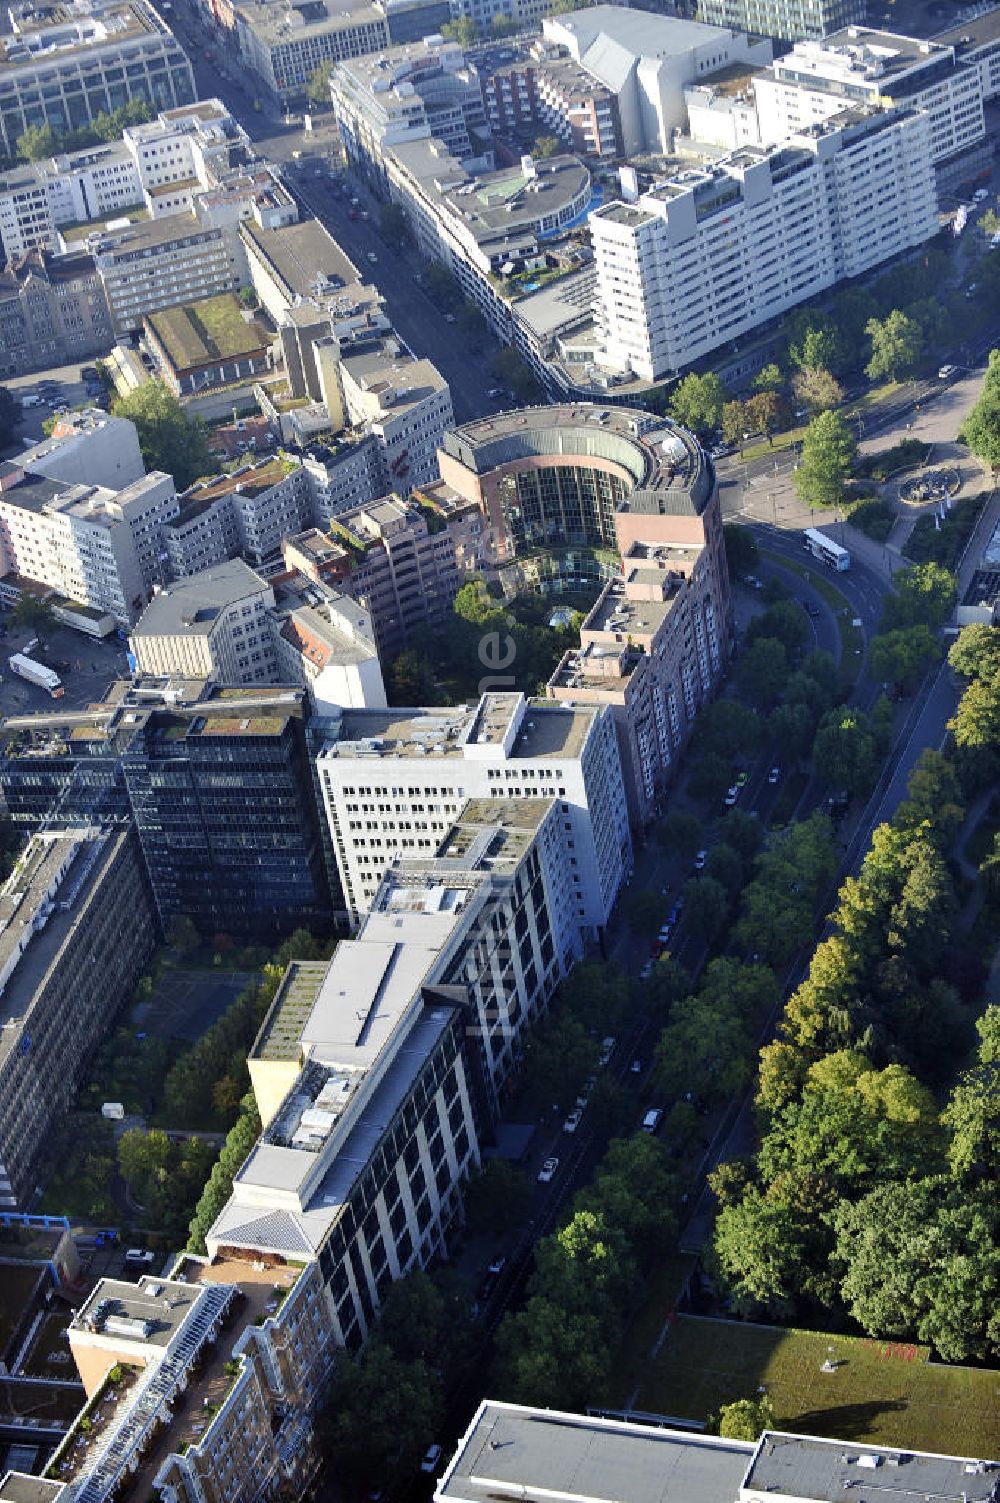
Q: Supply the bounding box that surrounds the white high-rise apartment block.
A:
[314,691,632,935]
[0,468,178,623]
[590,106,937,381]
[754,29,985,164]
[0,410,178,621]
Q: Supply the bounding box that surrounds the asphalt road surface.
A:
[282,170,505,425]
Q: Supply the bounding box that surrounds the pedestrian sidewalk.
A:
[956,483,1000,600]
[840,519,905,579]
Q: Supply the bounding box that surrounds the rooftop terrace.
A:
[181,455,298,504]
[586,576,681,637]
[55,1262,298,1503]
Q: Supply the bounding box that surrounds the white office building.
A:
[234,0,390,110]
[0,464,178,623]
[128,556,387,709]
[327,36,487,164]
[0,410,177,621]
[215,795,583,1312]
[541,6,773,155]
[589,106,938,381]
[0,100,271,260]
[438,1406,1000,1503]
[313,690,632,934]
[335,341,455,492]
[164,456,312,577]
[753,29,986,164]
[16,409,146,491]
[87,211,242,334]
[0,143,141,259]
[128,559,278,682]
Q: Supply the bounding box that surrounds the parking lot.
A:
[2,362,105,455]
[1,619,130,718]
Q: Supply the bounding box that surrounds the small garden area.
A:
[854,438,930,481]
[847,496,895,543]
[906,492,986,569]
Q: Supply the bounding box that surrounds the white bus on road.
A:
[803,528,850,572]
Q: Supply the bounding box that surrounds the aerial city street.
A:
[0,0,998,1497]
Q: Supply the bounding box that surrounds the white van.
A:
[125,1249,155,1267]
[641,1108,663,1134]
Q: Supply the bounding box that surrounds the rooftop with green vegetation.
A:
[252,961,327,1062]
[187,456,299,502]
[621,1316,1000,1458]
[147,295,270,372]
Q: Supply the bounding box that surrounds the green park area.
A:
[35,928,332,1243]
[625,1315,1000,1457]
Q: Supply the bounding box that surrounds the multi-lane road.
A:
[281,169,506,423]
[153,0,507,421]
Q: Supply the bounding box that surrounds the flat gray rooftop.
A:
[243,220,358,299]
[0,469,65,516]
[938,8,1000,48]
[131,560,268,638]
[0,1478,65,1503]
[438,1402,754,1503]
[0,832,123,1068]
[340,344,448,404]
[546,4,728,57]
[322,698,594,762]
[798,26,945,67]
[72,1276,202,1350]
[91,211,217,255]
[745,1433,1000,1503]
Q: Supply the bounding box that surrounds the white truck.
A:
[9,653,64,697]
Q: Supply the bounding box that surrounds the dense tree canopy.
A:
[112,381,212,490]
[670,372,727,437]
[865,310,923,383]
[881,562,956,631]
[962,348,1000,470]
[794,411,856,510]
